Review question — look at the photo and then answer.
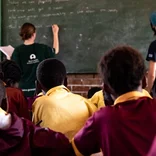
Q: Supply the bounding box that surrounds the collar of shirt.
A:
[46,85,70,96]
[114,89,152,105]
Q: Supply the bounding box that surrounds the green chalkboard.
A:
[1,0,156,73]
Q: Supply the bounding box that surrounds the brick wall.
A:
[67,74,102,98]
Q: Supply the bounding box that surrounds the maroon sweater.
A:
[148,137,156,156]
[6,87,30,120]
[73,97,156,156]
[0,113,73,156]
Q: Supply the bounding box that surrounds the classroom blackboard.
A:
[1,0,156,73]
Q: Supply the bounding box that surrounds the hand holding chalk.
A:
[52,24,59,34]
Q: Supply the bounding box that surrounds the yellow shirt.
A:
[114,89,152,105]
[89,89,150,109]
[32,85,97,140]
[90,90,105,109]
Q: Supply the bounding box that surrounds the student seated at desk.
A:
[89,90,105,109]
[87,87,104,109]
[0,80,72,156]
[32,58,97,140]
[1,60,30,120]
[27,76,68,111]
[87,87,101,98]
[90,65,149,110]
[70,46,156,156]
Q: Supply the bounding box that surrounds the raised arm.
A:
[52,24,59,54]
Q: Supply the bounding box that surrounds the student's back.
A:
[6,87,29,119]
[32,59,97,140]
[0,80,72,156]
[0,107,72,156]
[70,46,156,156]
[1,60,30,119]
[33,85,96,140]
[91,96,156,155]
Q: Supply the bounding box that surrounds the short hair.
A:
[1,60,21,87]
[99,46,146,96]
[36,58,66,90]
[19,23,36,41]
[87,87,101,98]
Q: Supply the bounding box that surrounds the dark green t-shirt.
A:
[11,43,55,97]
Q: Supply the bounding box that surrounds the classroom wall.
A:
[67,74,102,98]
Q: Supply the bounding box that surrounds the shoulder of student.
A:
[71,93,98,112]
[6,87,24,96]
[32,95,51,107]
[94,106,114,120]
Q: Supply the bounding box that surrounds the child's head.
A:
[99,45,146,97]
[36,58,66,92]
[1,60,21,88]
[19,23,36,41]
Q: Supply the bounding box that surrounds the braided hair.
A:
[1,60,21,87]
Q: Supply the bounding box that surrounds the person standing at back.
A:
[11,23,59,97]
[146,12,156,97]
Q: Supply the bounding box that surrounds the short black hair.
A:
[1,60,21,87]
[87,87,101,98]
[36,58,66,91]
[99,46,146,96]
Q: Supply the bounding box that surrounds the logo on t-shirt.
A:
[148,54,153,58]
[27,53,39,64]
[30,54,36,60]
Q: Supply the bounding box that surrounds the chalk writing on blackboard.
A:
[4,0,152,73]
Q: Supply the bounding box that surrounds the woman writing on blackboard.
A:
[146,12,156,97]
[11,23,59,97]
